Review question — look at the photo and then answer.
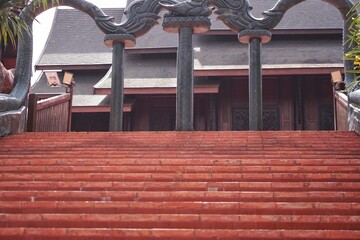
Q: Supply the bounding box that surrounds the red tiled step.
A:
[1,157,359,166]
[1,228,360,240]
[1,181,359,191]
[0,165,359,173]
[0,190,359,202]
[1,172,359,182]
[1,213,360,230]
[0,131,359,239]
[1,201,359,215]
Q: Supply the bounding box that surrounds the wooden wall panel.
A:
[303,78,319,130]
[218,81,232,130]
[263,78,279,105]
[303,76,334,130]
[194,95,207,131]
[132,96,150,131]
[219,78,284,131]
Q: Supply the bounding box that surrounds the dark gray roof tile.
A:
[194,34,343,68]
[36,8,124,67]
[37,0,357,68]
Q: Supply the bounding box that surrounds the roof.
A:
[93,65,220,95]
[36,1,356,69]
[31,69,108,95]
[94,34,343,89]
[36,8,124,69]
[72,95,134,112]
[194,34,343,69]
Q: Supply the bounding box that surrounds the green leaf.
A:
[0,0,59,47]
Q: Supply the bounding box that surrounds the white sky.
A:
[31,0,127,83]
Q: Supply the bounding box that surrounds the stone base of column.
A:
[162,16,211,34]
[0,106,26,136]
[104,34,136,48]
[238,29,272,44]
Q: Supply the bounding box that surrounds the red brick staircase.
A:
[0,131,359,239]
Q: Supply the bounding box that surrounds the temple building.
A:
[31,0,352,132]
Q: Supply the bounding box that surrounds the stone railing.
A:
[333,90,349,131]
[349,90,360,134]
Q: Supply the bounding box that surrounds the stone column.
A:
[239,30,271,131]
[104,34,135,131]
[162,15,210,131]
[176,27,194,130]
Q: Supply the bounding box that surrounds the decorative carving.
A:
[161,0,212,33]
[95,0,181,38]
[207,0,285,32]
[119,0,177,37]
[232,108,248,131]
[232,108,280,131]
[263,108,280,131]
[94,15,127,35]
[160,0,213,17]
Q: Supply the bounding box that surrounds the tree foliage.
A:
[0,0,58,47]
[345,2,360,92]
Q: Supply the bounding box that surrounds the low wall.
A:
[333,91,349,131]
[0,107,26,137]
[349,90,360,135]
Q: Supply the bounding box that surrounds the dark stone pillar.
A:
[162,15,210,131]
[239,30,271,131]
[176,27,194,131]
[248,37,262,130]
[104,34,135,132]
[110,42,125,131]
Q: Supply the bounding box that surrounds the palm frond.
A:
[0,0,59,47]
[344,3,360,92]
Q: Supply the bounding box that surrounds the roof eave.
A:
[35,64,112,71]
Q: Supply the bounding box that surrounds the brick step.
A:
[3,141,356,147]
[1,213,360,230]
[1,158,358,166]
[1,181,359,191]
[2,156,358,162]
[2,172,359,182]
[0,165,359,173]
[2,148,358,153]
[0,146,360,155]
[2,153,359,159]
[0,131,359,239]
[1,190,359,202]
[1,228,360,240]
[1,201,359,215]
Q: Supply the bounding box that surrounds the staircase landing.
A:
[0,131,359,239]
